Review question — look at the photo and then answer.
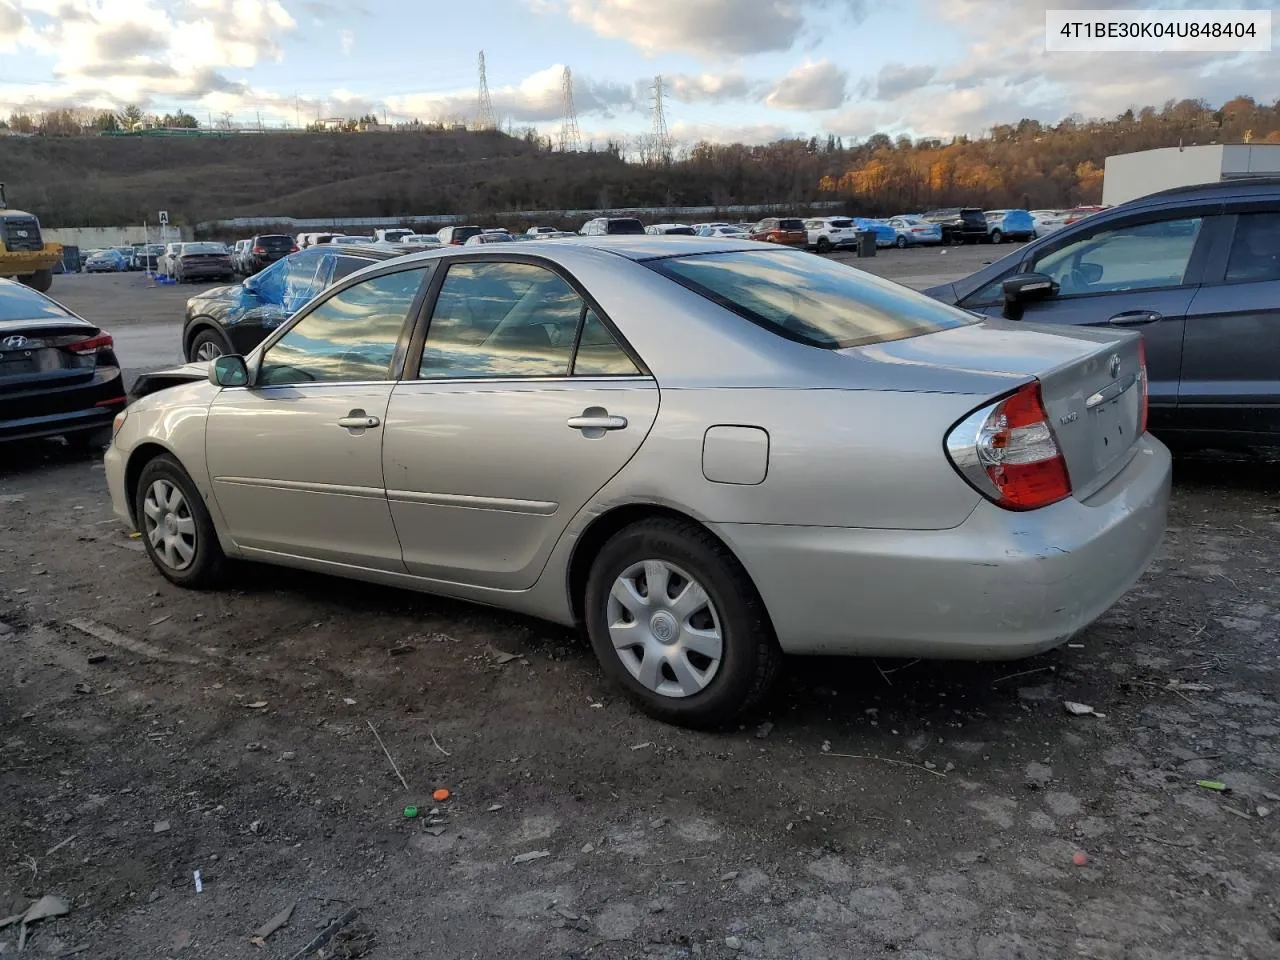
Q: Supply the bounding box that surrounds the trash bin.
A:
[856,230,877,258]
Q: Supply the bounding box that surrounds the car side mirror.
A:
[209,355,250,387]
[1001,272,1058,320]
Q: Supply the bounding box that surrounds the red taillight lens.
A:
[66,333,113,355]
[946,381,1072,511]
[1137,338,1149,434]
[290,244,299,252]
[252,245,266,254]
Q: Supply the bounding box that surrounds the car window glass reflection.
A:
[258,268,427,385]
[1032,219,1202,296]
[419,262,582,378]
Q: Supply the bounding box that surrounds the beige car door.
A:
[204,265,432,571]
[383,259,658,590]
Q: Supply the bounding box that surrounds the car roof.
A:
[357,235,761,269]
[1124,175,1280,206]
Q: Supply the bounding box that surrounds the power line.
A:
[558,66,581,153]
[476,50,496,131]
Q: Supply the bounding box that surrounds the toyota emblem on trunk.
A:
[2,335,29,349]
[1108,354,1121,379]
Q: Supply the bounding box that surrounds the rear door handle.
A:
[1107,310,1162,326]
[567,415,628,431]
[337,414,380,429]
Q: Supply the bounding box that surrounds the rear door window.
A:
[1224,212,1280,283]
[649,249,976,349]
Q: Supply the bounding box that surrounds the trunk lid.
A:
[855,320,1146,498]
[0,319,105,392]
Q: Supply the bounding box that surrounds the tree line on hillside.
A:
[4,105,200,135]
[2,95,1275,222]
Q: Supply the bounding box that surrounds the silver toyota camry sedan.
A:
[104,237,1171,727]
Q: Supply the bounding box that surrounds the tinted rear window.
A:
[778,219,804,230]
[828,219,855,229]
[0,282,73,322]
[257,235,294,249]
[648,249,976,350]
[606,219,645,235]
[184,243,227,254]
[453,227,483,241]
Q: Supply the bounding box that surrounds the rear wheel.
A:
[990,228,1004,244]
[895,235,908,249]
[584,518,781,728]
[816,237,832,253]
[134,454,227,588]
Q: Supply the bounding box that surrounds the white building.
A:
[1103,144,1280,206]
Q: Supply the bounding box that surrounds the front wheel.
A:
[816,237,832,253]
[188,328,228,363]
[134,454,227,588]
[895,235,908,249]
[990,229,1004,244]
[584,518,781,728]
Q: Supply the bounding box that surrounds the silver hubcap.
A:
[607,560,723,699]
[142,479,197,571]
[195,339,223,361]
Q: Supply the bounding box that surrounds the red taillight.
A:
[946,380,1071,511]
[1137,338,1149,434]
[252,245,266,254]
[65,333,113,355]
[289,244,299,252]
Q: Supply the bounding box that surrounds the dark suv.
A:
[243,234,298,274]
[924,177,1280,448]
[922,208,988,244]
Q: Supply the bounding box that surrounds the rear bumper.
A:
[180,263,234,277]
[714,435,1171,659]
[0,368,126,442]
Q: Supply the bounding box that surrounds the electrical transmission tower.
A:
[476,50,496,131]
[650,74,672,164]
[558,66,582,152]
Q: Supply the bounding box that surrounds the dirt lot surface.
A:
[3,248,1278,959]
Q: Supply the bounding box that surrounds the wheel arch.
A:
[565,502,770,631]
[123,441,179,525]
[183,320,230,359]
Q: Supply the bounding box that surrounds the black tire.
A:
[583,518,782,728]
[990,229,1004,244]
[816,237,832,253]
[134,453,227,589]
[895,235,908,249]
[28,269,53,292]
[187,328,229,363]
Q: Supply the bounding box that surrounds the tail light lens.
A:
[1137,338,1149,434]
[289,244,299,252]
[946,380,1072,511]
[65,333,114,355]
[252,245,266,254]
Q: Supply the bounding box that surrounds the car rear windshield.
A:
[0,283,72,322]
[647,249,976,350]
[777,219,805,230]
[452,227,483,241]
[184,243,227,254]
[257,235,294,249]
[828,219,855,229]
[606,219,645,235]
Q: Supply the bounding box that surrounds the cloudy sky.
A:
[0,0,1275,145]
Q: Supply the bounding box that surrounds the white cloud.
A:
[664,72,755,104]
[387,65,637,125]
[552,0,861,59]
[764,59,847,110]
[872,63,936,101]
[339,28,353,56]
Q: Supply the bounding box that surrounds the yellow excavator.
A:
[0,182,62,293]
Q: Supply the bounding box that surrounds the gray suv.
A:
[925,178,1280,448]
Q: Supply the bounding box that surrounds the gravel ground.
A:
[2,245,1278,960]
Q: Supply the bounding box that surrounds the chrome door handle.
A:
[337,415,380,429]
[567,415,627,430]
[1108,310,1162,326]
